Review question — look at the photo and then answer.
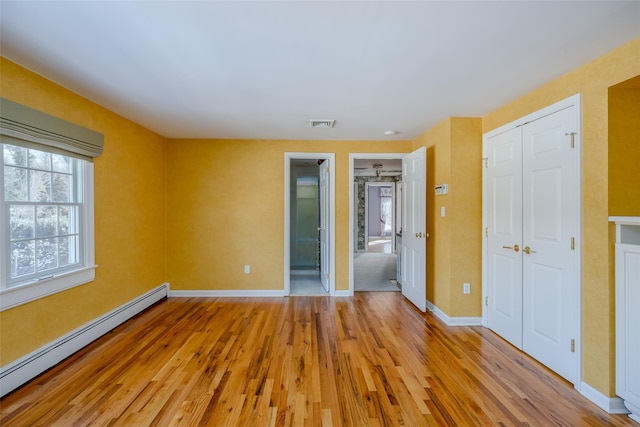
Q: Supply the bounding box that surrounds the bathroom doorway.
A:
[284,153,335,295]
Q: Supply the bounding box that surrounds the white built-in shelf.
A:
[610,216,640,423]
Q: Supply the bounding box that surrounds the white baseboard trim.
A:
[170,289,286,297]
[170,289,354,297]
[0,282,168,398]
[580,382,629,414]
[426,301,483,326]
[333,290,353,297]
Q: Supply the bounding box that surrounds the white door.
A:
[319,160,330,292]
[401,147,427,312]
[486,126,524,348]
[522,106,578,383]
[485,101,579,384]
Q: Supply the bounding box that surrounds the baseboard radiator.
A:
[0,283,168,397]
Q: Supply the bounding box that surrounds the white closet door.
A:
[484,97,580,385]
[486,127,523,348]
[522,106,578,383]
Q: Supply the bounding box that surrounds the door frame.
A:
[481,94,582,389]
[349,153,404,295]
[364,182,396,251]
[284,153,336,295]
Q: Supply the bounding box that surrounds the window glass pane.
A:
[59,236,80,267]
[51,154,70,173]
[3,145,27,167]
[59,236,69,267]
[4,166,28,201]
[59,206,69,235]
[36,206,58,238]
[28,150,51,170]
[52,173,71,202]
[29,170,52,202]
[37,238,58,272]
[10,205,35,240]
[11,241,35,278]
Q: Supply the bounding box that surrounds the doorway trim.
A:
[284,153,336,296]
[349,153,404,295]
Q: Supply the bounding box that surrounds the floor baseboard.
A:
[580,382,629,415]
[427,301,483,326]
[170,289,287,297]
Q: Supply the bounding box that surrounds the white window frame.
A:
[0,146,96,311]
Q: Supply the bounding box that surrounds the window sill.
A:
[0,265,97,311]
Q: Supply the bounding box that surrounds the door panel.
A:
[522,106,578,383]
[401,147,426,312]
[319,160,330,292]
[530,263,562,343]
[486,127,523,348]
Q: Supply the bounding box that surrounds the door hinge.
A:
[485,227,488,237]
[571,339,575,353]
[326,273,330,280]
[485,296,489,306]
[565,132,576,149]
[483,157,488,168]
[571,237,575,250]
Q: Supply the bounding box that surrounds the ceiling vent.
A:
[309,119,336,129]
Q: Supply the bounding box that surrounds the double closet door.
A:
[484,97,580,384]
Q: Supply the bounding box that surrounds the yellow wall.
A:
[415,120,451,312]
[413,117,483,317]
[483,37,640,396]
[166,139,412,292]
[449,118,483,316]
[609,76,640,216]
[0,58,167,364]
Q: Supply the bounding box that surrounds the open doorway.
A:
[284,153,335,296]
[350,155,403,293]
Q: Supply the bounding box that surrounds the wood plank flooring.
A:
[0,293,635,426]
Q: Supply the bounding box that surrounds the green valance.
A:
[0,98,103,161]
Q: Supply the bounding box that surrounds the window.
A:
[0,143,95,309]
[0,98,102,311]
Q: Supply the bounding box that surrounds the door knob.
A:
[523,246,535,255]
[502,244,520,252]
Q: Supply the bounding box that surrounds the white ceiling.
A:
[1,1,639,141]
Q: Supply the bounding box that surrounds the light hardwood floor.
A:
[0,293,634,426]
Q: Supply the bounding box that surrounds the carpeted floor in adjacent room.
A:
[354,252,399,291]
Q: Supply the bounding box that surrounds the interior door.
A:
[319,160,330,292]
[486,126,524,348]
[521,106,578,383]
[401,147,426,312]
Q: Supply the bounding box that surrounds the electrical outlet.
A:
[463,283,471,294]
[244,265,250,274]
